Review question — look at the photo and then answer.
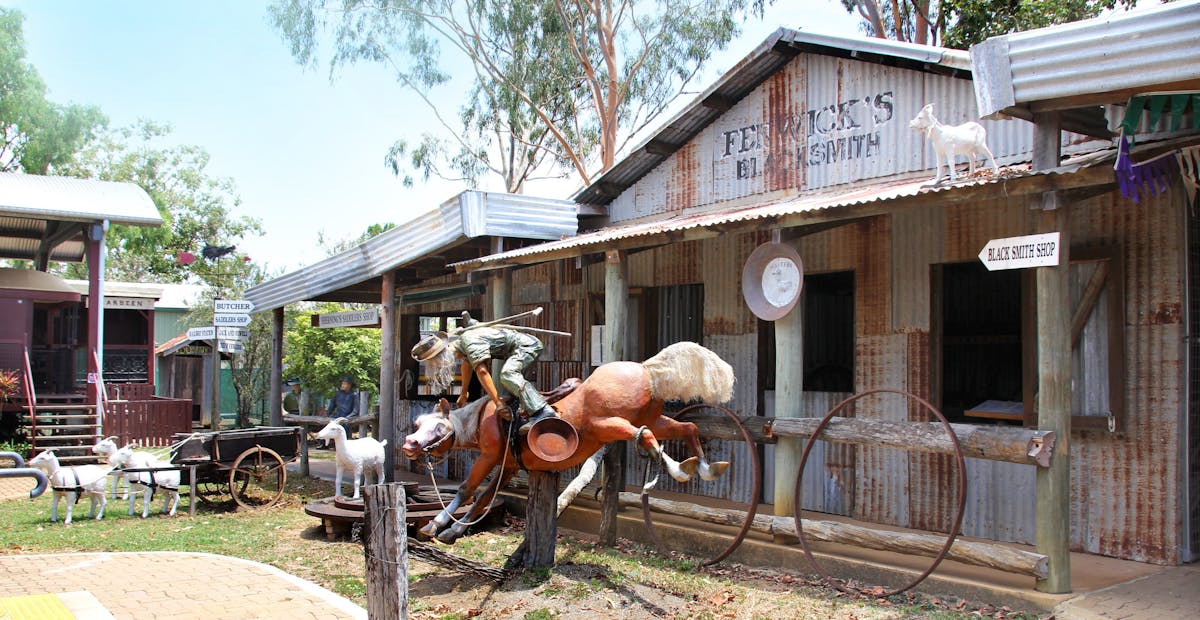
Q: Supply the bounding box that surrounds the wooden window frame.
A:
[1022,246,1126,431]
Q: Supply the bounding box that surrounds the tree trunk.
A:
[521,470,560,568]
[681,413,1055,468]
[622,492,1048,579]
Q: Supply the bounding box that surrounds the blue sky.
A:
[7,1,860,273]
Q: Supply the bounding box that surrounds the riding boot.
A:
[519,405,558,436]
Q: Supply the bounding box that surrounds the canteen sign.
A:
[978,232,1061,271]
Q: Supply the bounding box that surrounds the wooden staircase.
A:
[23,394,102,465]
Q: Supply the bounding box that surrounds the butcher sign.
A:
[978,232,1060,271]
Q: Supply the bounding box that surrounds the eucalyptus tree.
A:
[838,0,1135,49]
[269,0,757,190]
[0,8,105,174]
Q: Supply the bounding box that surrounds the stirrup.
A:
[519,406,557,436]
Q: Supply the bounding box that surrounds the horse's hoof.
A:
[699,461,731,481]
[417,521,438,540]
[678,457,700,477]
[435,529,459,544]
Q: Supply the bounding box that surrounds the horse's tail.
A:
[642,342,734,404]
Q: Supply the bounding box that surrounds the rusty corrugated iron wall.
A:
[608,54,1039,222]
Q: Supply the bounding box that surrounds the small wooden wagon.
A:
[171,426,303,509]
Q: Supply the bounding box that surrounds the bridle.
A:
[418,419,455,469]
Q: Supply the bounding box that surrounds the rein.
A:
[421,405,513,529]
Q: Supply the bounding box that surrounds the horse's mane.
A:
[448,397,487,446]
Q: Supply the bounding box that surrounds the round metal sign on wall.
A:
[742,242,804,321]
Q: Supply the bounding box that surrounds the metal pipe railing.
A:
[0,451,48,498]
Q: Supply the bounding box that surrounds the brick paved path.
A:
[0,552,365,620]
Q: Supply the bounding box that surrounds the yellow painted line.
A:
[0,592,75,619]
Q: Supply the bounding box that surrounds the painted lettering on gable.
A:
[715,91,895,182]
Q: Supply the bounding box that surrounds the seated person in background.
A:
[328,377,359,418]
[282,379,303,416]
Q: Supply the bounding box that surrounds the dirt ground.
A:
[400,516,1039,620]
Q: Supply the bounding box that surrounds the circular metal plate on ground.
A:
[742,242,804,321]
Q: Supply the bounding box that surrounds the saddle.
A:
[499,377,581,466]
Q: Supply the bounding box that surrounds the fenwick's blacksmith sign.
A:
[717,91,895,180]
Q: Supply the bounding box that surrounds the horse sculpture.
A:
[401,341,735,543]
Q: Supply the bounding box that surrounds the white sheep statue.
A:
[909,103,999,184]
[107,444,180,518]
[316,418,387,499]
[28,450,111,524]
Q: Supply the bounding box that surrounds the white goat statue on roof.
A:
[909,103,999,184]
[316,418,387,499]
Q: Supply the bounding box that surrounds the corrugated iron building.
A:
[450,14,1200,569]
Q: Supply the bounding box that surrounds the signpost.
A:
[187,326,216,340]
[214,299,255,313]
[213,313,252,327]
[978,232,1061,271]
[208,298,254,429]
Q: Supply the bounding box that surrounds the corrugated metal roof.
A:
[0,172,160,226]
[575,28,972,206]
[245,191,576,312]
[971,1,1200,118]
[454,156,1110,273]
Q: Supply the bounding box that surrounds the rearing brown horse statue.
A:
[401,341,735,543]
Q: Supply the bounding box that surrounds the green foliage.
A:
[838,0,1137,49]
[0,8,106,174]
[54,120,262,285]
[940,0,1135,49]
[284,302,382,400]
[0,368,19,400]
[269,0,756,191]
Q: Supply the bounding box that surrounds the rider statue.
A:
[411,312,557,435]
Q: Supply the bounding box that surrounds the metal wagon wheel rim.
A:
[193,479,227,505]
[228,446,287,508]
[791,388,967,597]
[640,403,762,567]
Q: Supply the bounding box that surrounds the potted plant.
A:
[0,369,30,459]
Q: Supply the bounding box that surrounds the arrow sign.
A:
[218,340,245,354]
[217,327,249,340]
[214,299,255,313]
[186,326,216,340]
[213,313,252,327]
[978,232,1061,271]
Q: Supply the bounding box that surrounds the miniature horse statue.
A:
[402,341,734,544]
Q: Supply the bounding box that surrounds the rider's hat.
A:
[411,331,449,362]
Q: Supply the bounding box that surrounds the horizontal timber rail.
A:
[674,412,1055,468]
[620,492,1049,579]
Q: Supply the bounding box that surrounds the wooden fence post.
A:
[364,483,408,618]
[522,470,560,568]
[600,249,628,547]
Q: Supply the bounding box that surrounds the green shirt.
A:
[283,392,300,414]
[455,327,541,367]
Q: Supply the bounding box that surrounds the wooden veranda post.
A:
[380,270,397,475]
[1032,111,1072,594]
[269,307,284,427]
[364,483,408,618]
[600,249,629,547]
[85,221,106,414]
[773,232,803,541]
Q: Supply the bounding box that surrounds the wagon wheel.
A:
[229,446,287,508]
[640,403,761,567]
[192,478,227,505]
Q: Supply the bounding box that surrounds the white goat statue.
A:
[909,103,999,184]
[92,436,157,501]
[316,418,387,499]
[107,444,180,518]
[28,450,111,524]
